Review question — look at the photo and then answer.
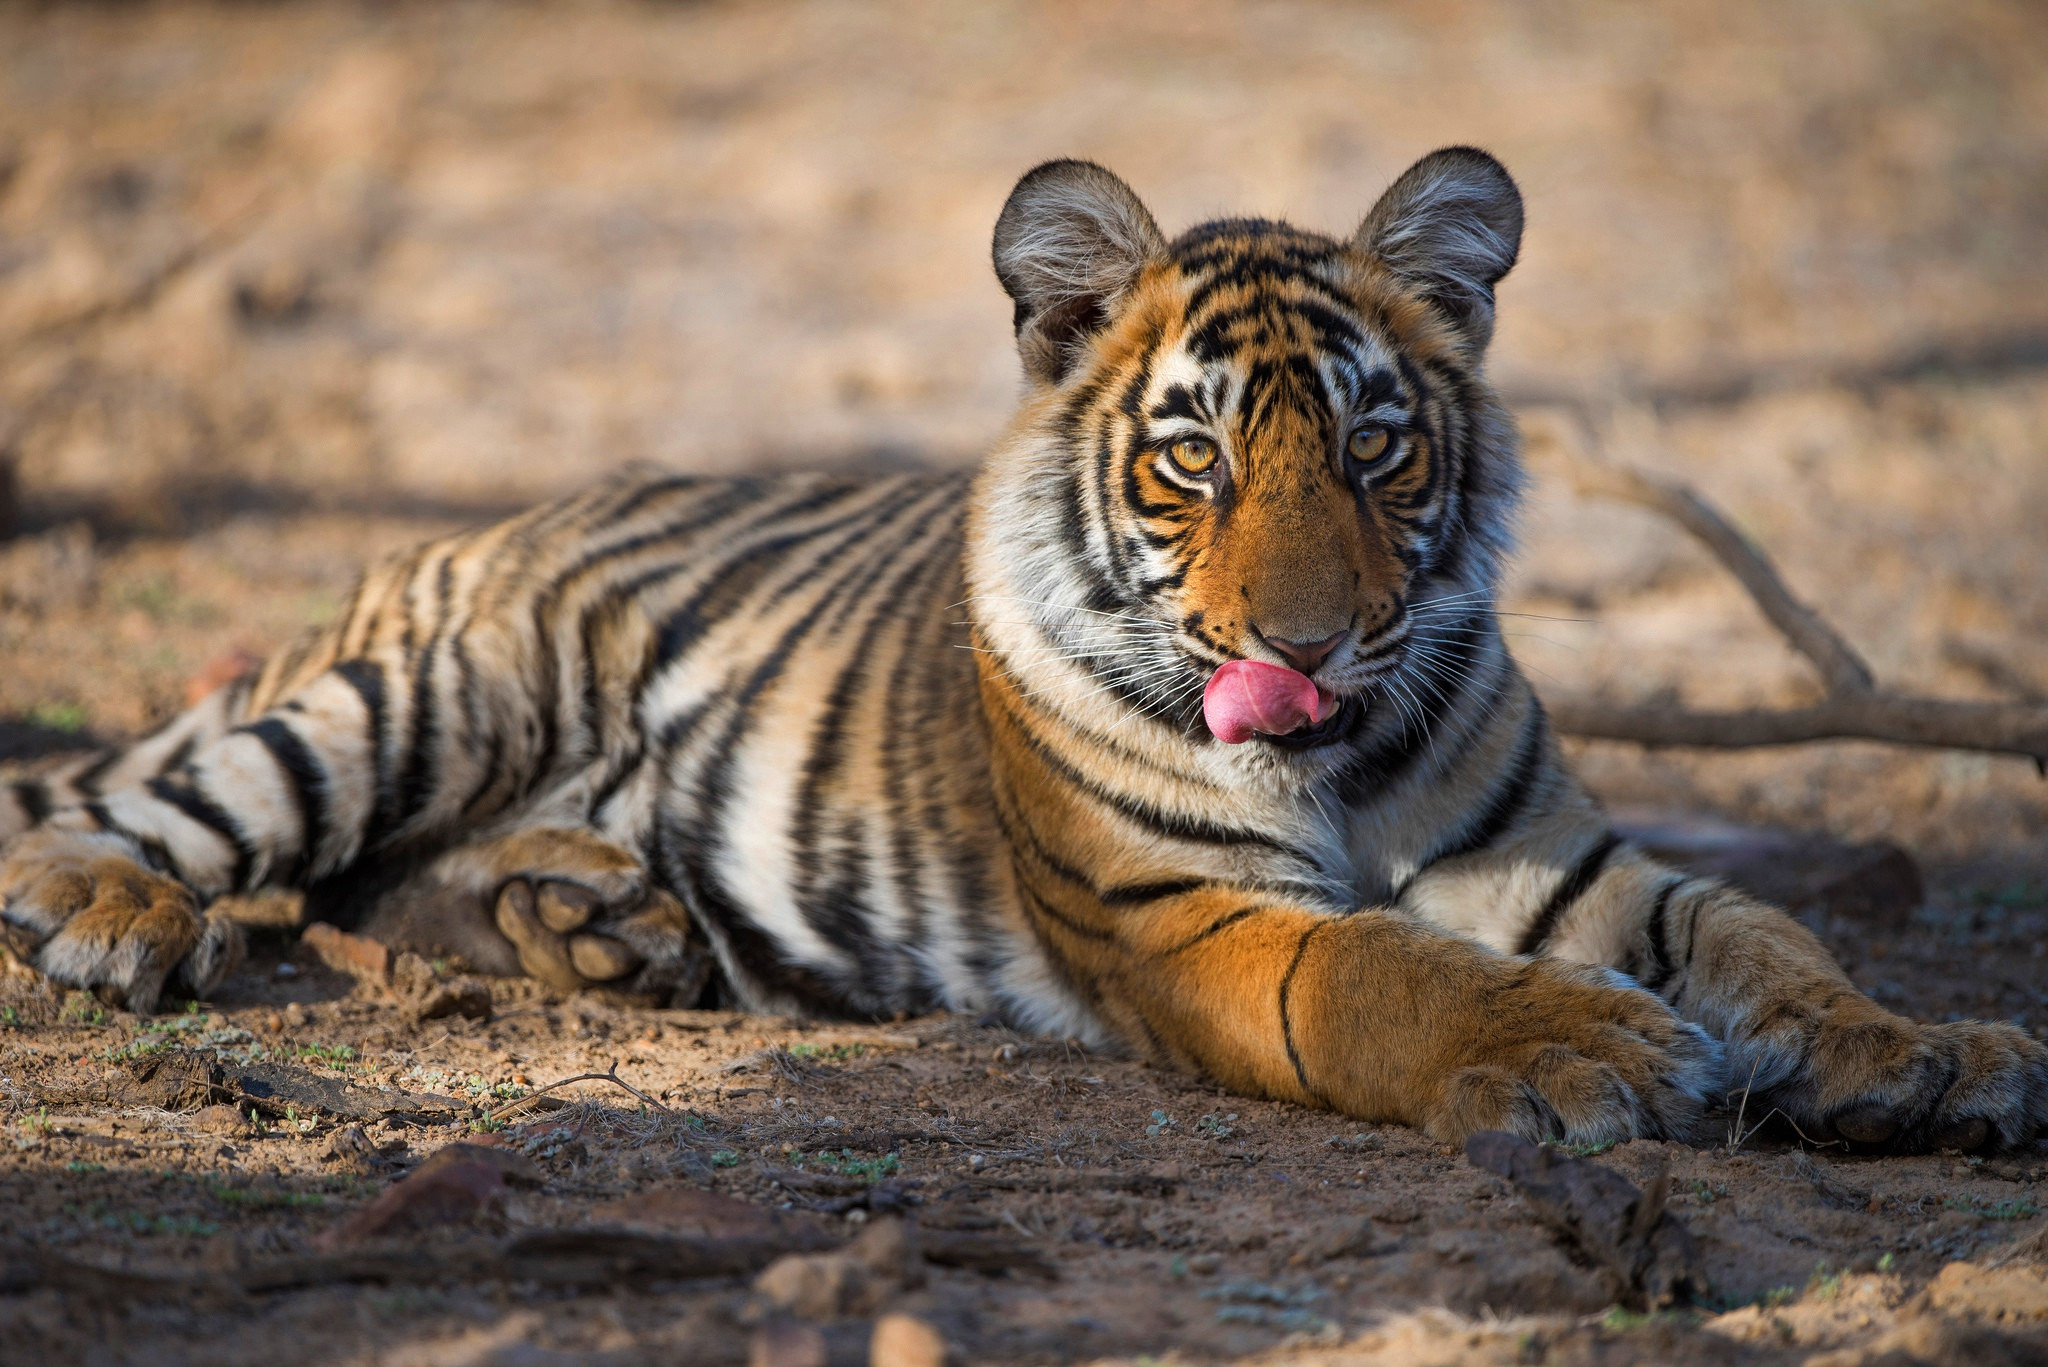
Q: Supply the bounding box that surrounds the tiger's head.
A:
[972,148,1524,756]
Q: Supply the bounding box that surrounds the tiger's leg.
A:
[0,607,561,1012]
[1034,884,1724,1147]
[338,823,712,1006]
[1512,837,2048,1154]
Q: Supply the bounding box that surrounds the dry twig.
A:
[487,1064,673,1123]
[1533,404,2048,770]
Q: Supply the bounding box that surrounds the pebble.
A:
[871,1313,948,1367]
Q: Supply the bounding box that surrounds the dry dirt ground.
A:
[4,2,2048,1363]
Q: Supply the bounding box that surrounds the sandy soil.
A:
[3,2,2047,1363]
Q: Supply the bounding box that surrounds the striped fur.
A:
[3,149,2042,1152]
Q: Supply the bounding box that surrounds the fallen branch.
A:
[1557,458,1873,697]
[1531,405,2048,771]
[1545,696,2048,769]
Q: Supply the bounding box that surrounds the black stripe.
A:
[241,718,332,883]
[393,557,455,831]
[1515,831,1623,957]
[1019,882,1117,944]
[144,776,256,890]
[13,782,51,825]
[1277,923,1330,1106]
[1100,877,1210,906]
[333,659,391,845]
[157,734,198,777]
[1154,905,1262,957]
[69,748,124,798]
[1642,877,1683,992]
[1393,701,1548,898]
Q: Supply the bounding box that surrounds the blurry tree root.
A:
[1532,405,2048,772]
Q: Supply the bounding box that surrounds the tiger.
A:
[2,148,2042,1153]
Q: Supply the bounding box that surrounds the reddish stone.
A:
[301,922,393,985]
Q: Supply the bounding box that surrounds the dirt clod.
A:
[1466,1130,1703,1309]
[322,1142,537,1248]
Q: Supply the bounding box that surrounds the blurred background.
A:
[1,0,2045,869]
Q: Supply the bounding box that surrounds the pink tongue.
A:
[1202,660,1337,744]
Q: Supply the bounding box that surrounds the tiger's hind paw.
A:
[467,827,711,1005]
[0,830,243,1014]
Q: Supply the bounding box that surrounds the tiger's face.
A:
[986,150,1525,750]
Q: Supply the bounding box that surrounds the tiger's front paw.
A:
[1422,960,1724,1147]
[1745,995,2048,1153]
[0,830,243,1014]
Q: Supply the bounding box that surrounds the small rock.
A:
[301,922,392,985]
[870,1314,948,1367]
[274,962,299,980]
[1187,1252,1223,1275]
[749,1321,827,1367]
[283,1002,311,1029]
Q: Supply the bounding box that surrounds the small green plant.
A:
[1877,1252,1897,1273]
[64,1160,105,1174]
[1145,1109,1177,1137]
[796,1149,900,1182]
[1943,1194,2037,1220]
[1556,1138,1618,1158]
[60,996,108,1027]
[1760,1284,1799,1309]
[1807,1262,1845,1301]
[207,1181,326,1209]
[2,1006,21,1027]
[1687,1179,1728,1204]
[1194,1113,1238,1140]
[15,1108,53,1146]
[710,1149,741,1168]
[296,1042,358,1067]
[28,700,88,733]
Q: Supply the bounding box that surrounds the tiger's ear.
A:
[1354,147,1523,352]
[993,160,1166,386]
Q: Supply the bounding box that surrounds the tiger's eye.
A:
[1166,438,1218,475]
[1348,427,1393,466]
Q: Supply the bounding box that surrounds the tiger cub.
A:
[3,149,2041,1152]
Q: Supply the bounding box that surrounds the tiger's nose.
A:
[1256,627,1347,675]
